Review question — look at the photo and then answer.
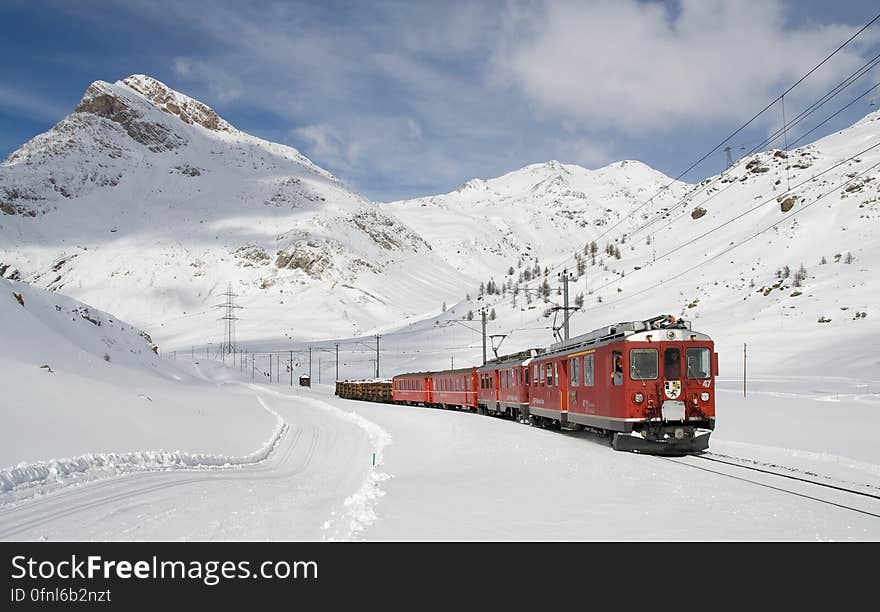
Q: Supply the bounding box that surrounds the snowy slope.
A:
[383,159,688,281]
[0,75,464,346]
[375,112,880,381]
[0,277,280,499]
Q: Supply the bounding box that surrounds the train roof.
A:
[477,348,544,372]
[394,367,475,378]
[536,314,710,359]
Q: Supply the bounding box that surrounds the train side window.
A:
[612,352,623,386]
[546,363,554,387]
[525,368,530,386]
[507,370,512,388]
[540,364,545,386]
[534,365,539,385]
[629,349,658,380]
[570,357,580,387]
[584,354,594,386]
[686,348,711,379]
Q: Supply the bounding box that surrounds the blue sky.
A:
[2,0,879,201]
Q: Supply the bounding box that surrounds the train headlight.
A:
[700,392,710,402]
[633,392,644,404]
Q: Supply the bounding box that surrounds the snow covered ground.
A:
[2,353,878,541]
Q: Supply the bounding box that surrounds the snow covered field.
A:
[2,354,879,541]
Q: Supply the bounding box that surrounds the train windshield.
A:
[664,348,681,379]
[629,349,658,380]
[686,348,711,379]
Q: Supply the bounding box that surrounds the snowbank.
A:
[0,397,286,505]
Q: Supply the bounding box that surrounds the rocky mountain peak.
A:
[119,74,234,133]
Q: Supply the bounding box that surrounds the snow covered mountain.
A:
[382,111,880,380]
[0,75,456,347]
[2,73,878,373]
[383,158,689,284]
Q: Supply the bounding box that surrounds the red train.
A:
[385,314,716,454]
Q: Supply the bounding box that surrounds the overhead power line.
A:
[592,156,880,309]
[537,11,880,280]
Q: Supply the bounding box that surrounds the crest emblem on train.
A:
[664,380,681,399]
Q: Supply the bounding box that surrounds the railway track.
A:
[660,452,880,519]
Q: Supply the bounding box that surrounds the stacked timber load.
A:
[335,379,392,403]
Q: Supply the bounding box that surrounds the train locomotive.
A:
[338,314,718,455]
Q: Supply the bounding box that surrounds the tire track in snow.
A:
[0,425,323,540]
[247,385,392,541]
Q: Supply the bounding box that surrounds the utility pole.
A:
[335,343,339,382]
[375,334,380,378]
[290,350,293,386]
[481,307,487,365]
[269,354,272,383]
[743,343,747,397]
[451,356,454,370]
[318,356,322,384]
[724,145,733,169]
[309,347,312,381]
[251,354,254,380]
[562,269,571,340]
[554,269,576,342]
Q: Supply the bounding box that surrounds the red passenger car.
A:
[392,372,432,405]
[476,349,539,418]
[428,367,478,410]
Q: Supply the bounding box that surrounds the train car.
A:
[392,372,432,405]
[528,314,717,454]
[428,367,478,410]
[476,349,541,418]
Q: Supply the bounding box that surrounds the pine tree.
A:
[541,279,551,298]
[489,308,496,320]
[466,310,474,320]
[441,301,447,312]
[507,266,515,276]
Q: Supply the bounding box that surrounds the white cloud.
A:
[551,137,613,167]
[492,0,873,134]
[172,58,243,103]
[0,84,68,122]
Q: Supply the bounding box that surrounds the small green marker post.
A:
[372,452,376,467]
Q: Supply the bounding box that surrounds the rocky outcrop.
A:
[122,75,234,133]
[75,81,184,152]
[275,242,333,278]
